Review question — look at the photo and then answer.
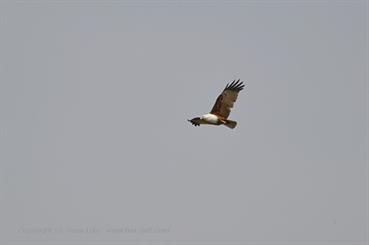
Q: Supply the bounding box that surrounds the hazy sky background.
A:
[0,0,368,244]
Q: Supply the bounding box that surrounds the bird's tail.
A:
[224,119,237,129]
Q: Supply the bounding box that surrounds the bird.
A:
[188,79,245,129]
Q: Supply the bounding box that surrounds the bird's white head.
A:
[200,113,218,123]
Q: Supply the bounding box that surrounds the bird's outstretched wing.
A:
[210,79,244,119]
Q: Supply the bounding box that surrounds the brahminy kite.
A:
[188,79,245,129]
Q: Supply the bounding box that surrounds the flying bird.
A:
[188,79,245,129]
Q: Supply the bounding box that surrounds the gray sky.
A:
[0,0,368,244]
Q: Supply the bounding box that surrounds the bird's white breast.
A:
[201,113,219,124]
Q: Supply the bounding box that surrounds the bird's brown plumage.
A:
[210,79,244,119]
